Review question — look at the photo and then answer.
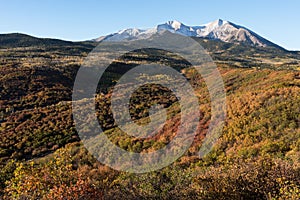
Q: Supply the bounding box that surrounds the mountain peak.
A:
[205,19,228,27]
[165,20,183,30]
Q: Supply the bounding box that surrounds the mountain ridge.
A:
[95,19,283,49]
[0,33,96,48]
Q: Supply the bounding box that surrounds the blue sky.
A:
[1,0,299,50]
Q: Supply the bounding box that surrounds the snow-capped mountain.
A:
[94,19,277,48]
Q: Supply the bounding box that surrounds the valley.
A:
[0,25,299,199]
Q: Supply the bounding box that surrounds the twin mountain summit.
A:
[94,19,281,49]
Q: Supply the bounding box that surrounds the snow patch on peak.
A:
[118,28,141,36]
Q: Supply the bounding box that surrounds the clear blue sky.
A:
[1,0,299,50]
